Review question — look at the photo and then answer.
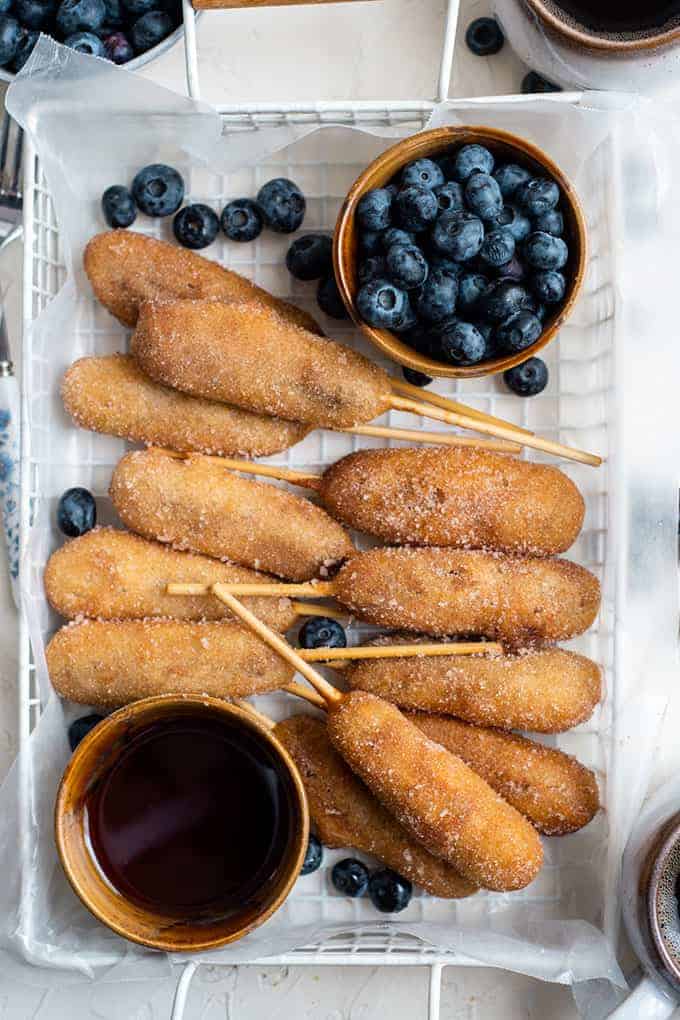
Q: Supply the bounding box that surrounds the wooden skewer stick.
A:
[299,641,501,662]
[284,682,328,708]
[390,395,602,468]
[233,697,277,729]
[341,424,520,453]
[164,582,344,619]
[168,581,335,598]
[391,379,535,437]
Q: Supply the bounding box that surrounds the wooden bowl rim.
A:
[333,124,588,379]
[524,0,680,53]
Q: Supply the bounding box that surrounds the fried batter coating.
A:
[408,713,600,835]
[62,355,308,458]
[44,527,297,630]
[131,299,392,429]
[319,446,585,555]
[346,638,601,733]
[327,691,543,892]
[334,547,600,644]
[275,714,477,898]
[46,619,294,708]
[84,230,321,333]
[110,448,354,581]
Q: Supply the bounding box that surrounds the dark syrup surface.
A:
[87,717,293,917]
[553,0,680,33]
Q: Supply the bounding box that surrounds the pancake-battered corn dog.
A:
[110,448,354,581]
[275,714,477,898]
[408,713,600,835]
[84,231,321,333]
[44,528,297,630]
[346,638,601,732]
[62,355,309,458]
[46,619,294,708]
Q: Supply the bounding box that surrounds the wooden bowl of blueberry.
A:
[333,126,587,378]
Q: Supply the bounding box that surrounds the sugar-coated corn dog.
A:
[318,446,585,556]
[84,230,321,334]
[326,691,544,891]
[110,448,354,581]
[333,547,600,644]
[407,713,600,835]
[44,527,297,630]
[346,637,601,732]
[62,355,309,458]
[275,714,478,898]
[46,619,294,708]
[131,299,392,429]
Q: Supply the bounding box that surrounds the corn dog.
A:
[326,691,544,892]
[109,448,354,581]
[131,299,392,429]
[407,713,600,835]
[62,355,309,458]
[346,638,601,732]
[333,547,600,644]
[46,619,295,708]
[44,527,297,630]
[84,230,321,334]
[275,714,477,898]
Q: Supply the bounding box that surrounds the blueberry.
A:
[434,180,464,215]
[359,230,384,256]
[431,210,484,261]
[368,868,412,913]
[493,163,531,199]
[480,279,530,323]
[357,277,412,331]
[464,172,502,221]
[381,227,415,251]
[299,616,346,650]
[301,834,323,875]
[317,275,348,320]
[496,254,525,282]
[386,243,428,290]
[132,163,184,217]
[57,487,96,537]
[495,310,543,353]
[121,0,155,15]
[356,188,392,232]
[332,858,369,898]
[257,177,306,234]
[103,30,132,61]
[173,204,219,250]
[438,319,486,365]
[453,144,494,182]
[522,70,562,93]
[402,367,432,387]
[414,266,458,323]
[286,233,332,281]
[65,29,104,51]
[457,272,488,311]
[130,9,171,50]
[429,254,461,277]
[101,185,136,228]
[0,15,21,62]
[358,256,387,286]
[68,713,104,751]
[472,319,493,343]
[493,203,530,242]
[479,228,515,268]
[221,198,263,243]
[516,178,560,217]
[531,269,565,304]
[534,209,564,236]
[524,231,568,270]
[56,0,104,34]
[401,158,445,191]
[8,24,36,67]
[504,356,549,396]
[395,185,438,232]
[465,16,504,55]
[15,0,54,30]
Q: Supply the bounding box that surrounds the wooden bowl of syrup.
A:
[55,695,309,952]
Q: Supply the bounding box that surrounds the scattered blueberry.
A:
[301,834,323,875]
[395,185,438,232]
[65,29,104,52]
[401,158,445,191]
[465,16,504,56]
[516,178,560,217]
[257,177,306,234]
[359,230,384,256]
[0,15,21,63]
[494,163,531,198]
[438,319,486,365]
[101,184,136,228]
[479,227,515,268]
[299,616,346,650]
[56,0,104,35]
[524,231,568,270]
[532,269,565,304]
[464,172,503,221]
[317,274,348,320]
[173,204,219,250]
[356,188,393,232]
[57,487,96,537]
[415,267,458,324]
[534,208,564,236]
[286,233,332,281]
[386,243,428,290]
[130,10,172,52]
[368,869,413,913]
[457,272,488,311]
[480,279,530,323]
[358,255,387,285]
[220,198,263,243]
[453,143,494,182]
[132,163,184,217]
[68,713,104,752]
[103,29,132,61]
[15,0,54,30]
[332,858,369,898]
[357,277,412,330]
[504,356,549,396]
[9,25,37,68]
[495,310,543,353]
[434,180,464,214]
[402,366,432,387]
[381,227,415,251]
[493,203,530,242]
[522,70,562,94]
[431,210,484,261]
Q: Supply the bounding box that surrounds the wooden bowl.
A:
[55,695,309,953]
[333,125,587,379]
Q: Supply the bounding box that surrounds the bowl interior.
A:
[525,0,680,52]
[333,125,587,379]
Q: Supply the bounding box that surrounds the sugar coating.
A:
[275,714,477,898]
[131,299,392,429]
[334,546,601,644]
[320,445,585,556]
[83,230,321,334]
[62,355,309,458]
[327,691,544,892]
[347,637,601,732]
[44,527,297,630]
[46,618,294,708]
[109,448,354,581]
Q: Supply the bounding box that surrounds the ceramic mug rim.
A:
[647,814,680,987]
[524,0,680,53]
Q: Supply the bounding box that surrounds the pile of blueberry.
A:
[353,143,570,371]
[302,837,413,914]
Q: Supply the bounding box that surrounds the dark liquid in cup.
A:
[87,717,293,917]
[553,0,680,34]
